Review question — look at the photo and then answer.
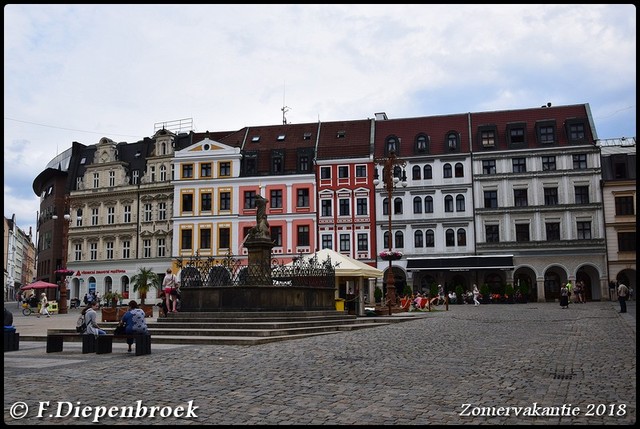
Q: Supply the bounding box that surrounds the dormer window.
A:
[251,136,260,143]
[386,136,399,154]
[336,131,346,138]
[303,132,312,140]
[477,126,497,149]
[447,132,459,151]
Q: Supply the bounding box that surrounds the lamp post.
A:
[53,196,74,314]
[373,150,407,309]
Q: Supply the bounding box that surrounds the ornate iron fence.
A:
[175,253,335,288]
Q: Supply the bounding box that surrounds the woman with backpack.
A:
[82,302,106,335]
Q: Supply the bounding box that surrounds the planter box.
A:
[101,307,127,322]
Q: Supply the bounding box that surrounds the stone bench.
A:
[4,329,20,352]
[96,334,151,356]
[46,333,97,354]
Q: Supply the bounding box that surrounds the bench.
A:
[4,329,20,352]
[96,334,151,356]
[46,333,97,354]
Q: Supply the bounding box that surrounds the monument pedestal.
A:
[245,237,274,285]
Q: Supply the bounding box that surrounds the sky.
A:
[4,4,636,238]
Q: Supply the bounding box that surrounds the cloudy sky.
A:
[4,4,636,237]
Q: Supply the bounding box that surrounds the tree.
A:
[131,267,160,305]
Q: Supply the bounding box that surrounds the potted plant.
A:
[517,283,530,303]
[504,283,514,303]
[131,267,160,317]
[455,285,464,304]
[379,250,403,261]
[374,286,383,304]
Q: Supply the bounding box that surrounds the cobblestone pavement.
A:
[4,300,635,425]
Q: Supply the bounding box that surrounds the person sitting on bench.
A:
[84,302,107,335]
[119,300,149,353]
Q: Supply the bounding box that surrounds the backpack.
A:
[76,314,87,333]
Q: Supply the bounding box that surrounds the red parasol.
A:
[21,280,59,290]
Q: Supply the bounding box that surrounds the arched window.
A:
[456,194,465,212]
[447,132,459,151]
[383,198,389,216]
[443,163,452,178]
[393,197,403,215]
[445,229,455,246]
[426,229,435,247]
[413,197,422,214]
[457,228,467,246]
[394,231,404,248]
[444,195,454,212]
[415,230,424,247]
[415,134,428,153]
[423,165,432,179]
[454,162,464,178]
[383,231,390,249]
[425,196,434,213]
[412,165,421,180]
[386,136,398,154]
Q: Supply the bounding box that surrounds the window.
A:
[124,205,132,223]
[271,226,283,246]
[107,206,115,224]
[508,125,526,145]
[219,227,230,249]
[251,136,260,142]
[444,195,454,212]
[357,233,368,252]
[567,121,586,142]
[394,231,404,249]
[74,243,82,261]
[516,224,530,242]
[338,166,348,178]
[393,197,403,215]
[144,203,153,222]
[321,234,332,249]
[383,198,389,216]
[416,134,428,152]
[132,170,140,185]
[514,189,528,207]
[244,152,257,175]
[484,191,498,208]
[542,156,556,171]
[321,200,332,217]
[536,122,555,144]
[614,160,628,179]
[454,163,464,178]
[425,230,435,247]
[158,202,167,220]
[482,160,496,175]
[160,165,167,181]
[412,165,421,180]
[545,222,560,241]
[143,239,152,258]
[445,229,455,246]
[220,192,231,211]
[277,134,286,141]
[423,165,432,179]
[297,225,310,246]
[297,188,310,208]
[91,208,99,226]
[479,127,497,148]
[157,238,166,257]
[512,158,526,173]
[109,171,115,187]
[456,195,465,212]
[618,232,636,251]
[150,166,156,183]
[303,132,312,140]
[244,191,257,209]
[355,165,366,178]
[320,167,331,179]
[271,150,284,174]
[544,187,559,205]
[201,192,212,212]
[270,190,283,209]
[386,136,398,154]
[90,243,98,260]
[122,241,130,259]
[219,162,231,177]
[356,198,367,216]
[457,228,466,246]
[574,186,590,204]
[413,197,422,214]
[201,163,212,178]
[181,230,193,250]
[572,154,587,170]
[615,196,634,215]
[414,230,424,248]
[106,242,114,260]
[339,234,350,252]
[93,172,99,188]
[182,194,193,212]
[200,228,211,250]
[383,231,390,249]
[182,164,194,179]
[424,196,433,213]
[298,152,311,173]
[339,199,350,216]
[576,221,591,239]
[485,225,499,243]
[447,132,458,151]
[443,163,452,178]
[336,131,345,138]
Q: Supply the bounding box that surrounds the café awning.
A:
[406,255,514,271]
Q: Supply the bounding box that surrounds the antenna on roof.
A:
[282,81,290,124]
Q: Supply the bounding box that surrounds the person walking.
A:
[617,283,629,313]
[119,300,149,353]
[38,293,51,318]
[560,283,569,309]
[472,284,480,306]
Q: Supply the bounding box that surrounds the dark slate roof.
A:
[316,119,372,160]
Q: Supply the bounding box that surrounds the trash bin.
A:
[335,298,345,312]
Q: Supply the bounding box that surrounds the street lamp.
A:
[373,150,407,309]
[53,197,75,314]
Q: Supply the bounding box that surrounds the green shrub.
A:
[374,286,383,303]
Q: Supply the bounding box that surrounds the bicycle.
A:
[21,296,41,316]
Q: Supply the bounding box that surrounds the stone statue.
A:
[247,194,270,240]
